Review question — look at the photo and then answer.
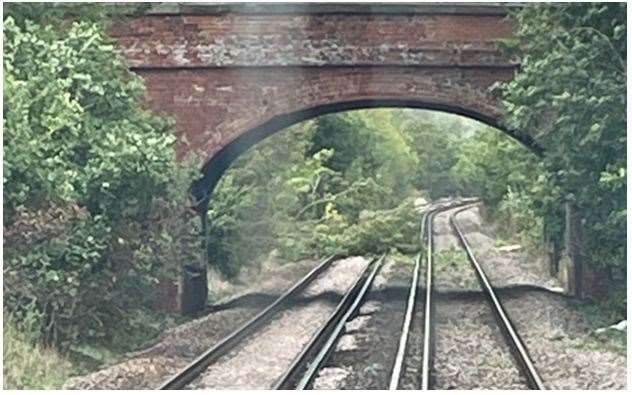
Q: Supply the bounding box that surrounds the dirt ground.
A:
[502,291,626,389]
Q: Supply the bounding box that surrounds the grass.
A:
[4,308,186,389]
[569,291,627,355]
[389,250,418,266]
[573,329,626,355]
[3,316,73,389]
[433,247,469,269]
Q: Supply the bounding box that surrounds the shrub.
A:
[3,16,201,350]
[316,199,421,256]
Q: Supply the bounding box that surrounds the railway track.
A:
[274,254,385,389]
[450,204,544,389]
[158,254,382,389]
[158,199,543,390]
[387,202,544,390]
[386,201,543,390]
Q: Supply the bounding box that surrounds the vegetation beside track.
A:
[497,3,626,313]
[433,248,470,271]
[3,4,197,387]
[2,3,625,389]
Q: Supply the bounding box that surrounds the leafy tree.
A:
[207,121,334,277]
[308,110,417,217]
[498,3,626,276]
[450,125,541,208]
[398,110,464,199]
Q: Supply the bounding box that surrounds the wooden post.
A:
[565,201,584,298]
[200,211,209,303]
[551,238,561,277]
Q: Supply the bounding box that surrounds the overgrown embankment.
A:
[3,5,199,388]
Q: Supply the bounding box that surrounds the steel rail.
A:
[388,251,423,390]
[390,200,477,390]
[388,207,430,390]
[450,205,545,390]
[420,209,436,390]
[275,254,386,390]
[158,254,340,390]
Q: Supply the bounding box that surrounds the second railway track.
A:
[390,201,544,390]
[411,203,543,390]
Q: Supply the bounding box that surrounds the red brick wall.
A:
[112,6,518,169]
[111,13,514,68]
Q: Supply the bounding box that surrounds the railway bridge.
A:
[111,2,536,210]
[109,3,590,309]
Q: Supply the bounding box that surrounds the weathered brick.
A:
[111,5,524,173]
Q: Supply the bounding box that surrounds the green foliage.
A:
[308,110,418,216]
[451,125,541,207]
[312,198,420,256]
[498,3,626,274]
[4,17,177,219]
[207,110,424,276]
[3,2,150,28]
[3,14,200,351]
[495,187,544,251]
[207,121,329,277]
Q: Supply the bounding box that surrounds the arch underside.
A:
[135,66,539,210]
[191,97,541,210]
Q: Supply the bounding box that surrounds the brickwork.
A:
[111,13,515,68]
[137,66,514,159]
[111,4,527,196]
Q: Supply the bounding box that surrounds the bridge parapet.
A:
[144,3,521,16]
[111,3,518,69]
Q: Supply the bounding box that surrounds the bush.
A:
[3,16,201,350]
[495,187,543,250]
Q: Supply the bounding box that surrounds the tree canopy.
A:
[498,3,626,275]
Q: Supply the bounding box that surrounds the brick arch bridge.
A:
[112,3,538,211]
